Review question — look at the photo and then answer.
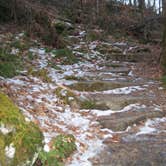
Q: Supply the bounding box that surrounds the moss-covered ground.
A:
[0,92,43,166]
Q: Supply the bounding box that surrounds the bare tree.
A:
[160,0,166,73]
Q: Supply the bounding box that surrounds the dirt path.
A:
[1,30,166,166]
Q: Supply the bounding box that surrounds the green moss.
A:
[10,40,29,51]
[48,63,62,70]
[55,87,77,105]
[64,75,85,81]
[86,30,103,41]
[29,69,52,83]
[0,48,23,78]
[0,135,5,166]
[38,134,76,166]
[0,92,43,166]
[68,81,123,92]
[80,100,96,109]
[79,100,109,110]
[161,76,166,88]
[45,47,52,53]
[51,49,79,65]
[54,22,66,34]
[27,52,38,61]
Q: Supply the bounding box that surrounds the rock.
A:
[93,133,166,166]
[86,94,148,110]
[52,19,74,34]
[98,108,165,131]
[0,92,43,166]
[68,81,133,92]
[98,67,131,74]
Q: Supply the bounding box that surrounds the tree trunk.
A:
[159,0,161,15]
[129,0,132,6]
[11,0,17,23]
[160,0,166,73]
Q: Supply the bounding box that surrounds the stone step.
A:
[67,80,140,92]
[84,94,153,110]
[92,132,166,166]
[98,108,165,131]
[106,53,151,62]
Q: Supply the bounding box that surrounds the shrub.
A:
[38,134,76,166]
[0,48,23,78]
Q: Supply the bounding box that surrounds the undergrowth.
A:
[0,48,23,78]
[28,68,52,83]
[80,100,96,109]
[38,134,76,166]
[55,87,77,105]
[161,76,166,88]
[51,49,79,65]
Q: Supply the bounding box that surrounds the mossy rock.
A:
[52,20,74,34]
[0,92,43,166]
[55,87,77,105]
[64,75,85,81]
[79,99,109,110]
[68,81,124,92]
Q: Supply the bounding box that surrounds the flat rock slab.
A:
[98,67,131,74]
[98,109,165,131]
[85,94,151,110]
[92,133,166,166]
[68,80,136,92]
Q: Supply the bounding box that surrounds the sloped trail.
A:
[0,30,166,166]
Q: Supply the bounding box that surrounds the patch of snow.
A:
[136,119,156,135]
[29,48,45,55]
[18,32,24,37]
[25,117,31,122]
[113,42,127,46]
[69,138,103,166]
[91,110,113,116]
[68,97,74,101]
[5,143,15,159]
[83,104,146,117]
[7,79,26,86]
[0,124,14,135]
[44,144,50,152]
[89,41,98,50]
[11,48,19,55]
[102,86,145,94]
[128,71,133,76]
[79,31,86,37]
[136,117,166,136]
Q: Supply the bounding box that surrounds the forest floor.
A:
[0,24,166,165]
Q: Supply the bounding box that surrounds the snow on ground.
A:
[81,104,147,117]
[5,143,15,159]
[0,123,14,135]
[3,76,108,165]
[102,86,145,94]
[136,118,166,135]
[79,86,145,95]
[1,29,165,165]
